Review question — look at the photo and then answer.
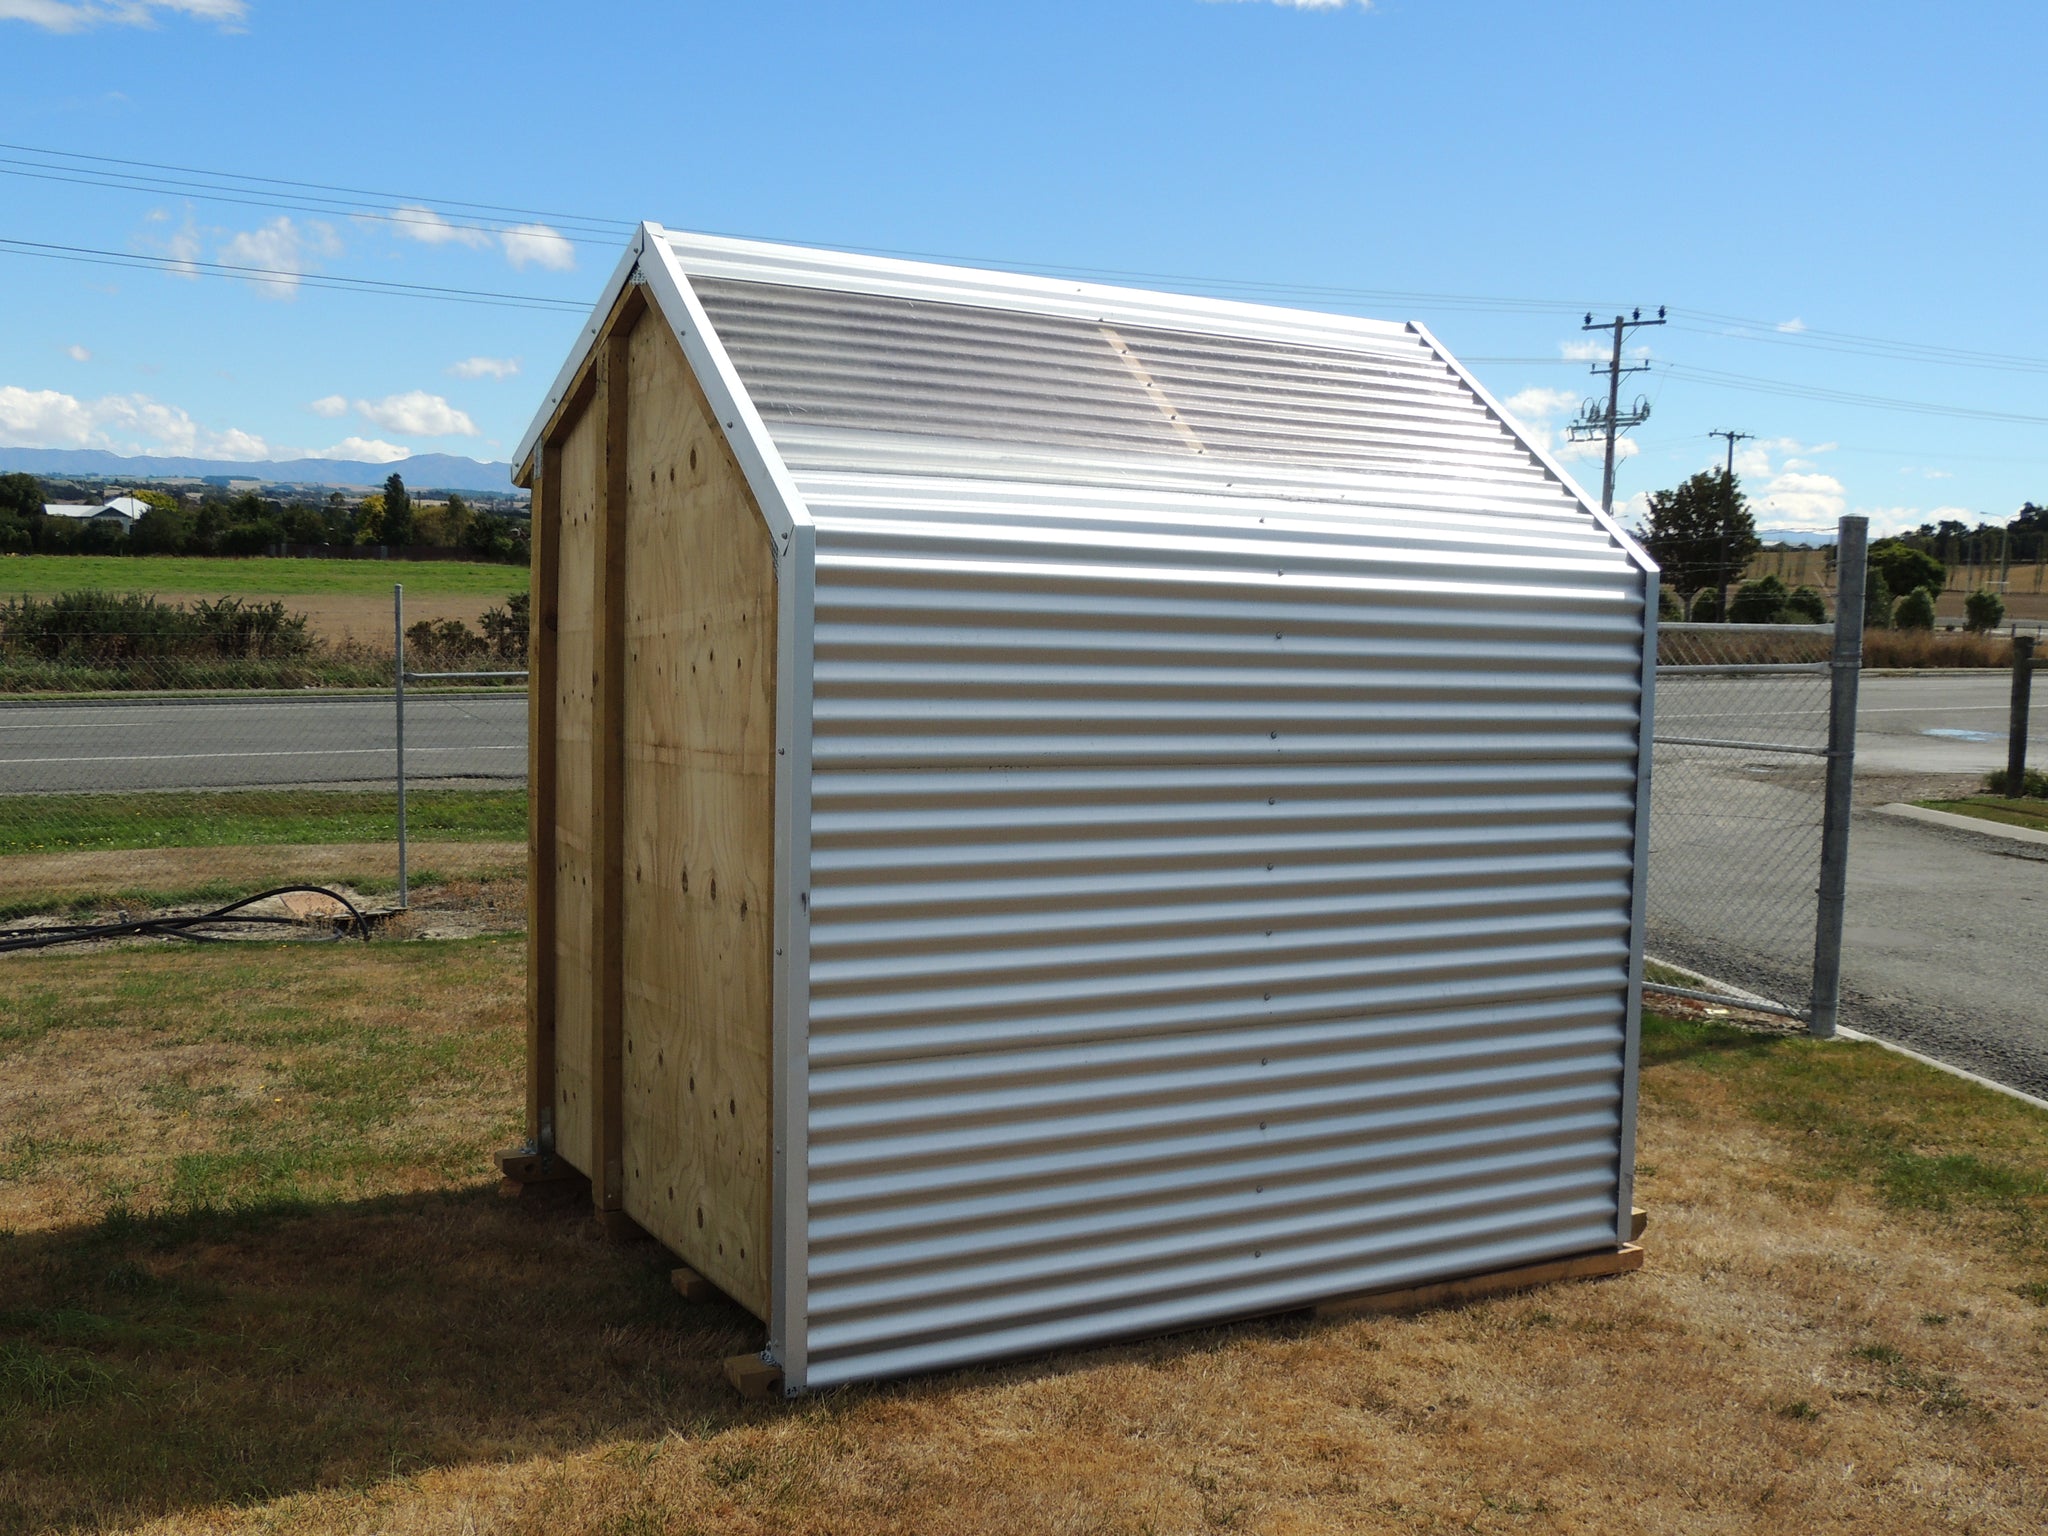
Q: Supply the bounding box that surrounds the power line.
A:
[1661,361,2048,425]
[0,141,637,238]
[11,138,2048,379]
[0,237,588,313]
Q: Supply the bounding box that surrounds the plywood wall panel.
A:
[619,315,778,1318]
[548,388,602,1175]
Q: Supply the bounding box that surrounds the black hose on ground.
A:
[0,885,372,954]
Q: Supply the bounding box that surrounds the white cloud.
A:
[1560,339,1607,361]
[501,222,576,272]
[1558,434,1639,465]
[354,390,477,437]
[1501,386,1580,453]
[0,384,270,459]
[314,437,411,464]
[216,216,341,298]
[1730,437,1848,533]
[1776,318,1808,334]
[448,355,520,380]
[1208,0,1371,8]
[307,394,349,418]
[1852,504,1973,539]
[391,205,493,250]
[143,209,203,278]
[0,0,245,31]
[65,344,90,362]
[1503,386,1578,426]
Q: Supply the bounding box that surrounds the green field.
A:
[0,555,528,597]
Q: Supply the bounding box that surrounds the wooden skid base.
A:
[723,1353,784,1401]
[495,1147,583,1185]
[1314,1243,1645,1321]
[1632,1205,1649,1241]
[671,1266,724,1303]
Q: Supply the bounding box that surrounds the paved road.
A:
[4,674,2030,795]
[0,692,527,793]
[3,674,2040,1094]
[1649,669,2047,1097]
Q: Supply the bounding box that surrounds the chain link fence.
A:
[1647,622,1838,1019]
[1643,515,1868,1032]
[0,586,526,919]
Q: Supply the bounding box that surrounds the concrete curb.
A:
[1645,953,2048,1114]
[1836,1027,2048,1114]
[1877,802,2048,848]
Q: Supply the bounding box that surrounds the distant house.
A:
[39,494,151,532]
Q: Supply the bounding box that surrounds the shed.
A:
[509,225,1657,1394]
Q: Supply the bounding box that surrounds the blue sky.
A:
[1,0,2043,535]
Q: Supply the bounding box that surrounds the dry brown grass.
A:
[1864,630,2016,669]
[3,942,2046,1535]
[0,839,524,912]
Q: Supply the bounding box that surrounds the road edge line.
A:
[1877,802,2048,848]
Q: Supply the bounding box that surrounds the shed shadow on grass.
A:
[0,1183,764,1534]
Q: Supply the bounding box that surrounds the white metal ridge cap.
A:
[793,473,1642,551]
[511,228,649,484]
[1409,320,1657,579]
[639,224,812,541]
[658,227,1421,354]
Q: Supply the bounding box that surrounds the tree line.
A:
[0,471,528,564]
[1635,469,2017,632]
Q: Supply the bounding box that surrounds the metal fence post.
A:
[1809,514,1867,1039]
[394,582,408,911]
[2007,636,2035,796]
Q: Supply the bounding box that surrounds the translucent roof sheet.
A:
[691,276,1548,489]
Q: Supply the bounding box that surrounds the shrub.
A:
[405,617,489,668]
[479,591,530,663]
[1864,566,1892,630]
[1657,586,1683,621]
[1870,539,1947,600]
[1687,588,1724,622]
[1964,589,2006,633]
[0,591,310,663]
[1728,574,1789,624]
[1784,585,1828,624]
[1894,585,1937,631]
[1986,767,2048,798]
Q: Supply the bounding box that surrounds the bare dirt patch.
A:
[0,839,524,911]
[136,591,504,647]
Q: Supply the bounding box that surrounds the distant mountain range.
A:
[0,447,520,495]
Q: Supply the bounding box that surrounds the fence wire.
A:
[1648,623,1838,1017]
[0,646,526,917]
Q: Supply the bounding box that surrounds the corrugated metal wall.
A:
[692,262,1648,1388]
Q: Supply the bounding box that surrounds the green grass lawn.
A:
[0,788,527,858]
[0,554,528,597]
[1915,795,2048,834]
